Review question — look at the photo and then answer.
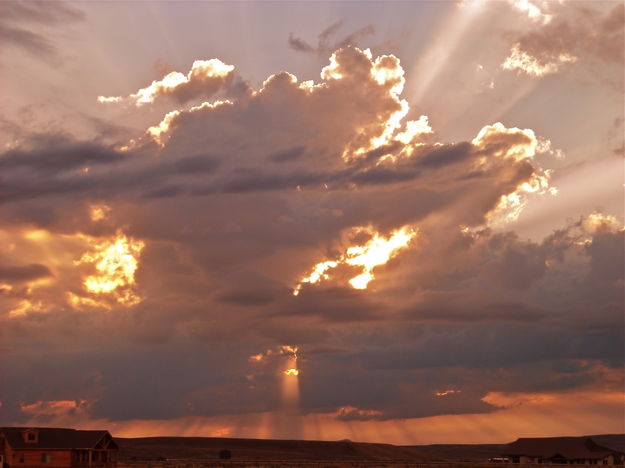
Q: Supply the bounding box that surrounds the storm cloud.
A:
[0,42,622,440]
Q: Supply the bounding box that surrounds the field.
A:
[114,434,625,468]
[115,437,436,462]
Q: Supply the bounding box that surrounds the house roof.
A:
[0,427,118,450]
[503,437,621,460]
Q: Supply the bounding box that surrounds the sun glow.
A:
[8,299,45,318]
[23,229,49,241]
[581,212,622,234]
[281,346,300,376]
[249,353,265,362]
[293,261,338,295]
[507,0,552,24]
[293,226,416,295]
[89,204,111,222]
[76,231,144,305]
[280,344,300,425]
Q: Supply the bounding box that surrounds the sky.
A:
[0,0,623,445]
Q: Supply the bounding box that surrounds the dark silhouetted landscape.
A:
[114,434,625,462]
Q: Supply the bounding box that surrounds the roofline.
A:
[92,431,109,449]
[8,448,116,451]
[0,428,117,451]
[0,427,80,431]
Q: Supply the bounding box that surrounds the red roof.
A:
[0,427,118,450]
[503,437,621,460]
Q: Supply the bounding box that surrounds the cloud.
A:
[293,225,417,293]
[268,146,307,163]
[289,22,375,55]
[0,263,52,283]
[0,135,126,174]
[335,405,384,421]
[0,1,84,60]
[0,46,622,428]
[506,0,552,25]
[501,43,577,77]
[216,272,284,306]
[501,4,624,77]
[98,59,237,107]
[19,399,94,425]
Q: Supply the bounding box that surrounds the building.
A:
[0,428,118,468]
[503,437,625,465]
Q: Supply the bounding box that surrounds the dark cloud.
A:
[273,287,383,323]
[170,154,220,174]
[403,300,544,323]
[0,264,52,283]
[216,272,285,306]
[0,137,225,202]
[288,34,315,53]
[289,22,375,55]
[268,146,307,163]
[359,324,624,371]
[0,136,126,174]
[414,142,473,168]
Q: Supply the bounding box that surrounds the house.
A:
[503,437,625,465]
[0,428,118,468]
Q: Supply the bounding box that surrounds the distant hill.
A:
[588,434,625,453]
[115,436,437,461]
[403,444,505,461]
[405,434,625,461]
